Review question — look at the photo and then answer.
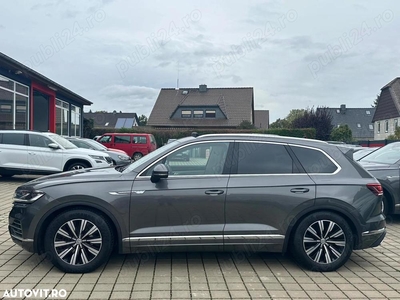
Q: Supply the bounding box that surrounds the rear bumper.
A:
[356,227,386,249]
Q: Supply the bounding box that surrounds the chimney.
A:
[340,104,346,114]
[199,84,207,92]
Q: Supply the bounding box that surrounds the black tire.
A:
[44,209,114,273]
[67,161,89,171]
[132,152,143,161]
[291,211,353,272]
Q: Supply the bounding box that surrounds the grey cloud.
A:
[0,25,4,30]
[61,9,80,19]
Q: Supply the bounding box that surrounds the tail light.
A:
[367,183,383,196]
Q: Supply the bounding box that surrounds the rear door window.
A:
[290,146,338,174]
[236,142,297,174]
[115,135,131,144]
[1,133,25,145]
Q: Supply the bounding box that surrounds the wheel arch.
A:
[63,159,92,171]
[34,203,122,255]
[283,206,360,253]
[381,183,395,214]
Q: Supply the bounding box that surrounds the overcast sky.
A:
[2,0,400,122]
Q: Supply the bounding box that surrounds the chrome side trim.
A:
[224,234,285,239]
[108,191,131,195]
[123,234,284,242]
[123,235,222,242]
[362,227,386,236]
[10,235,33,242]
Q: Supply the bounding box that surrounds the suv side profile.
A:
[9,134,385,273]
[0,130,113,177]
[98,133,157,160]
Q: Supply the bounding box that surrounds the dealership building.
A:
[0,52,92,136]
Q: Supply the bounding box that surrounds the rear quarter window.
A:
[1,133,25,146]
[291,146,338,174]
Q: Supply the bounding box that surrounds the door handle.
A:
[290,188,310,193]
[205,190,224,196]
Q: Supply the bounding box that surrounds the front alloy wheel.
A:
[45,210,114,273]
[291,212,353,272]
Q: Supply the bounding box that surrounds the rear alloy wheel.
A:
[68,162,89,171]
[44,210,114,273]
[291,212,353,272]
[132,152,143,161]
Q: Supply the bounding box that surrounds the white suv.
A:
[0,130,113,177]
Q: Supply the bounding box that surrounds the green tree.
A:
[330,124,353,143]
[83,118,94,138]
[291,106,333,140]
[387,126,400,140]
[138,115,148,126]
[238,120,255,129]
[372,94,380,107]
[286,109,306,124]
[269,118,290,129]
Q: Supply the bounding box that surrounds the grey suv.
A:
[8,134,386,273]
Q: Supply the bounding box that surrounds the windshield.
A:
[84,139,108,151]
[360,143,400,165]
[48,134,77,150]
[122,140,181,173]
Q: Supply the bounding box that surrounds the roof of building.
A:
[372,77,400,122]
[0,52,92,105]
[84,112,138,128]
[147,86,254,127]
[324,105,375,139]
[254,110,269,129]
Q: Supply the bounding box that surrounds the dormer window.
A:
[366,110,370,115]
[181,110,191,118]
[193,110,204,118]
[205,110,216,118]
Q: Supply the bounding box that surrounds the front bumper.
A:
[8,203,36,253]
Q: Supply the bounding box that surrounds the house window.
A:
[0,75,29,130]
[357,123,361,128]
[336,109,340,113]
[369,124,373,130]
[56,99,69,136]
[385,120,389,133]
[205,110,216,118]
[395,119,398,130]
[181,110,191,118]
[366,110,370,115]
[193,110,204,118]
[71,105,81,137]
[377,122,380,133]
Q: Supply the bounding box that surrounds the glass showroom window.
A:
[56,99,70,136]
[71,105,81,137]
[0,75,29,130]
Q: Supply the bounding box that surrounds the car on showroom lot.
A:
[9,134,385,273]
[0,130,113,177]
[66,137,132,167]
[97,133,157,161]
[358,142,400,216]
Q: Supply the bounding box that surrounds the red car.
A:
[97,133,157,160]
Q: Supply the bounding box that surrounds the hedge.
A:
[87,127,316,146]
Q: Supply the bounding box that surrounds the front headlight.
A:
[13,190,45,203]
[89,155,105,161]
[118,155,130,160]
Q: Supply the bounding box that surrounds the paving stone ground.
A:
[1,176,400,299]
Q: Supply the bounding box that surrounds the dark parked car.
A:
[353,147,379,161]
[66,137,132,167]
[9,134,385,273]
[359,142,400,215]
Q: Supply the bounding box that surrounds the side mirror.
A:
[48,143,60,150]
[151,164,169,183]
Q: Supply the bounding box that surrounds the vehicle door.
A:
[0,132,28,171]
[224,141,316,252]
[129,141,233,251]
[27,134,63,172]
